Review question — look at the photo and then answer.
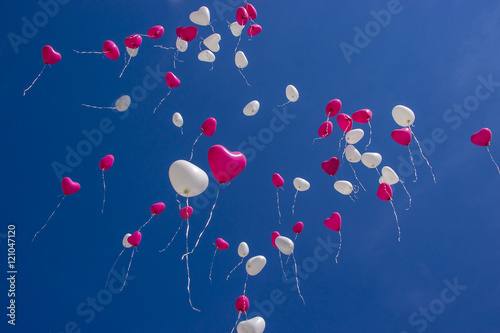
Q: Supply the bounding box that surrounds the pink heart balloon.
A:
[124,34,142,49]
[202,117,217,136]
[326,99,342,117]
[235,295,249,312]
[236,7,249,25]
[271,231,280,248]
[61,177,80,195]
[318,121,333,138]
[208,145,247,183]
[127,231,142,247]
[180,206,193,220]
[175,26,198,42]
[216,238,229,250]
[337,113,353,132]
[352,109,372,123]
[244,4,257,20]
[272,173,284,187]
[321,157,340,176]
[247,24,262,36]
[150,202,165,215]
[377,183,393,201]
[103,40,120,60]
[42,45,61,65]
[324,212,341,232]
[391,128,412,146]
[147,25,164,39]
[293,221,304,234]
[165,72,180,88]
[471,128,492,147]
[99,154,114,170]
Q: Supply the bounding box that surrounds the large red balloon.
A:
[124,34,142,49]
[321,157,340,176]
[391,128,412,146]
[293,222,304,234]
[128,231,142,247]
[165,72,180,88]
[207,145,247,184]
[318,121,333,138]
[147,25,164,39]
[180,206,193,219]
[216,238,229,250]
[244,4,257,20]
[235,295,249,312]
[236,7,249,25]
[61,177,80,195]
[175,26,198,42]
[324,213,341,232]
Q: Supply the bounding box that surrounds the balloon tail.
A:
[279,251,287,280]
[234,35,242,53]
[400,180,412,210]
[389,199,401,242]
[376,167,381,177]
[277,100,290,108]
[138,214,155,231]
[335,231,342,264]
[238,68,251,86]
[81,104,115,110]
[292,252,305,305]
[242,273,249,296]
[407,145,418,183]
[248,35,253,42]
[73,49,104,54]
[209,22,216,34]
[23,65,46,96]
[175,194,182,210]
[349,163,366,191]
[412,132,436,183]
[209,63,214,72]
[291,190,298,215]
[105,248,124,287]
[153,89,171,114]
[365,121,373,150]
[154,45,175,51]
[486,147,500,174]
[230,312,242,333]
[32,195,65,242]
[337,131,346,151]
[208,248,218,283]
[180,127,184,135]
[119,54,132,78]
[276,188,282,224]
[226,258,244,280]
[189,133,203,161]
[173,50,183,69]
[101,170,106,214]
[159,220,184,252]
[348,193,356,202]
[198,39,203,52]
[184,218,200,312]
[119,248,135,292]
[311,137,322,145]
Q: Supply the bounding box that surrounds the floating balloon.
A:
[236,295,249,313]
[361,152,382,169]
[122,233,132,248]
[235,51,248,68]
[198,50,216,67]
[23,45,62,96]
[471,128,500,174]
[244,3,257,20]
[203,33,221,52]
[292,177,310,215]
[293,222,304,234]
[190,6,210,26]
[138,202,165,231]
[236,7,249,25]
[169,160,209,198]
[271,231,280,248]
[176,37,188,52]
[189,117,217,161]
[82,95,131,112]
[176,26,198,42]
[391,128,412,146]
[153,72,180,113]
[285,85,299,102]
[247,24,262,37]
[272,173,285,187]
[379,166,412,209]
[275,236,294,255]
[127,48,139,57]
[208,145,247,184]
[237,317,266,333]
[334,180,353,196]
[353,109,373,149]
[326,99,342,118]
[172,112,184,133]
[245,255,266,276]
[147,25,164,39]
[337,113,353,132]
[103,40,120,60]
[227,242,250,280]
[321,157,340,176]
[120,34,142,77]
[345,145,361,163]
[377,183,401,241]
[313,121,333,144]
[346,129,364,144]
[324,212,342,263]
[243,100,260,116]
[229,22,245,37]
[392,105,415,127]
[209,238,229,282]
[106,231,141,292]
[180,206,194,220]
[99,154,114,213]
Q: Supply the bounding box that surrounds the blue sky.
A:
[2,0,500,332]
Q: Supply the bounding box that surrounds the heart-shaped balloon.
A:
[62,177,80,195]
[235,51,248,68]
[176,37,188,52]
[245,256,266,276]
[318,121,333,138]
[198,50,216,63]
[391,128,412,146]
[124,34,142,49]
[150,202,165,215]
[122,233,132,248]
[293,177,310,191]
[126,47,138,57]
[208,145,247,183]
[216,238,229,250]
[127,231,142,247]
[471,128,492,147]
[189,6,210,26]
[275,236,294,255]
[346,128,364,144]
[293,221,304,234]
[165,72,180,88]
[272,173,284,187]
[286,85,299,102]
[203,33,221,52]
[237,316,266,333]
[236,7,249,26]
[147,25,164,39]
[352,109,372,123]
[99,154,115,170]
[238,242,249,258]
[321,157,340,176]
[169,160,209,198]
[380,166,399,185]
[201,117,217,136]
[271,231,280,248]
[392,105,415,127]
[176,26,198,42]
[103,40,120,60]
[326,99,342,117]
[42,45,61,65]
[324,212,341,232]
[229,22,245,37]
[361,152,382,169]
[345,145,361,163]
[247,24,262,36]
[235,295,249,313]
[180,206,193,219]
[337,113,353,132]
[377,183,393,201]
[244,4,257,20]
[172,112,183,127]
[243,100,260,116]
[115,95,131,112]
[334,180,353,195]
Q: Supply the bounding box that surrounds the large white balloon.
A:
[346,128,364,144]
[115,95,131,112]
[189,6,210,26]
[275,236,294,255]
[122,233,132,248]
[334,180,353,195]
[392,105,415,127]
[379,166,399,185]
[203,33,221,52]
[285,85,299,102]
[238,242,249,258]
[237,316,266,333]
[243,100,260,116]
[172,112,183,127]
[169,160,209,197]
[198,50,216,63]
[229,22,245,37]
[293,177,310,191]
[176,38,188,52]
[246,255,267,276]
[361,152,382,169]
[235,51,248,68]
[345,145,361,163]
[126,47,138,57]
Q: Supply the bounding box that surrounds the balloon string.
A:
[412,132,436,183]
[159,220,184,252]
[348,193,356,202]
[238,68,251,86]
[119,54,132,78]
[189,133,203,161]
[138,214,155,232]
[208,247,218,283]
[335,231,342,264]
[390,199,401,242]
[185,217,200,312]
[101,170,106,214]
[230,312,242,333]
[209,22,216,35]
[32,195,65,242]
[292,252,305,305]
[23,64,46,96]
[311,136,322,145]
[276,188,282,224]
[153,88,172,114]
[119,248,135,292]
[226,258,244,280]
[175,194,182,211]
[173,50,183,69]
[242,273,249,296]
[338,131,347,151]
[376,167,381,177]
[154,45,175,51]
[349,163,366,192]
[407,144,418,183]
[291,189,298,215]
[105,248,124,287]
[209,63,214,72]
[73,49,104,54]
[279,251,287,280]
[486,147,500,175]
[400,180,412,210]
[277,100,290,108]
[182,185,220,259]
[180,127,184,135]
[234,35,242,54]
[199,39,203,52]
[82,104,115,110]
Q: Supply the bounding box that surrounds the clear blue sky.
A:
[2,0,500,332]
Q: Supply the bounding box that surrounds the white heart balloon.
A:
[285,85,299,102]
[392,105,415,127]
[172,112,183,127]
[361,152,382,169]
[243,100,260,116]
[334,180,353,195]
[235,51,248,68]
[189,6,210,26]
[293,177,310,191]
[126,46,138,57]
[346,128,364,144]
[380,166,399,185]
[198,50,216,63]
[176,37,188,52]
[275,236,294,255]
[229,21,245,37]
[345,145,361,163]
[115,95,131,112]
[238,242,249,258]
[122,233,132,248]
[237,317,266,333]
[203,33,221,52]
[246,255,266,276]
[169,160,209,198]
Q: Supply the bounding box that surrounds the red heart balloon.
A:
[471,128,492,147]
[321,157,340,176]
[236,7,249,25]
[180,206,193,220]
[391,128,412,146]
[324,213,341,232]
[202,117,217,136]
[207,145,246,184]
[124,34,142,49]
[165,72,180,88]
[150,202,165,215]
[42,45,61,65]
[61,177,80,195]
[293,222,304,234]
[247,24,262,36]
[127,231,142,247]
[272,173,284,187]
[216,238,229,250]
[244,4,257,20]
[318,121,333,138]
[103,40,120,60]
[99,154,115,170]
[352,109,372,123]
[147,25,164,39]
[235,295,249,313]
[175,26,198,42]
[337,113,353,132]
[326,99,342,117]
[377,183,393,201]
[271,231,280,248]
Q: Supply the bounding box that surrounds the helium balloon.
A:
[321,157,340,176]
[189,6,210,26]
[147,25,164,39]
[346,129,364,144]
[23,45,62,96]
[207,145,247,184]
[237,317,266,333]
[124,34,142,49]
[352,109,372,123]
[275,236,294,255]
[378,183,393,200]
[293,177,310,191]
[128,231,142,247]
[247,24,262,36]
[324,212,342,263]
[176,26,198,42]
[244,3,257,20]
[337,113,353,132]
[106,231,141,292]
[391,128,412,146]
[103,40,120,60]
[243,100,260,116]
[345,145,361,163]
[361,152,382,169]
[392,105,415,127]
[293,222,304,234]
[202,117,217,136]
[334,180,353,195]
[271,231,280,248]
[235,51,248,68]
[180,206,193,219]
[286,85,299,102]
[122,233,132,248]
[317,121,333,138]
[172,112,184,128]
[236,295,250,313]
[203,33,221,52]
[216,238,229,250]
[229,22,245,37]
[99,154,114,213]
[272,173,284,187]
[245,255,266,276]
[379,166,399,185]
[115,95,131,112]
[126,47,138,57]
[169,160,209,197]
[471,128,492,146]
[176,38,188,52]
[238,242,249,257]
[236,7,249,25]
[165,72,180,88]
[198,50,216,63]
[150,202,165,215]
[326,99,342,117]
